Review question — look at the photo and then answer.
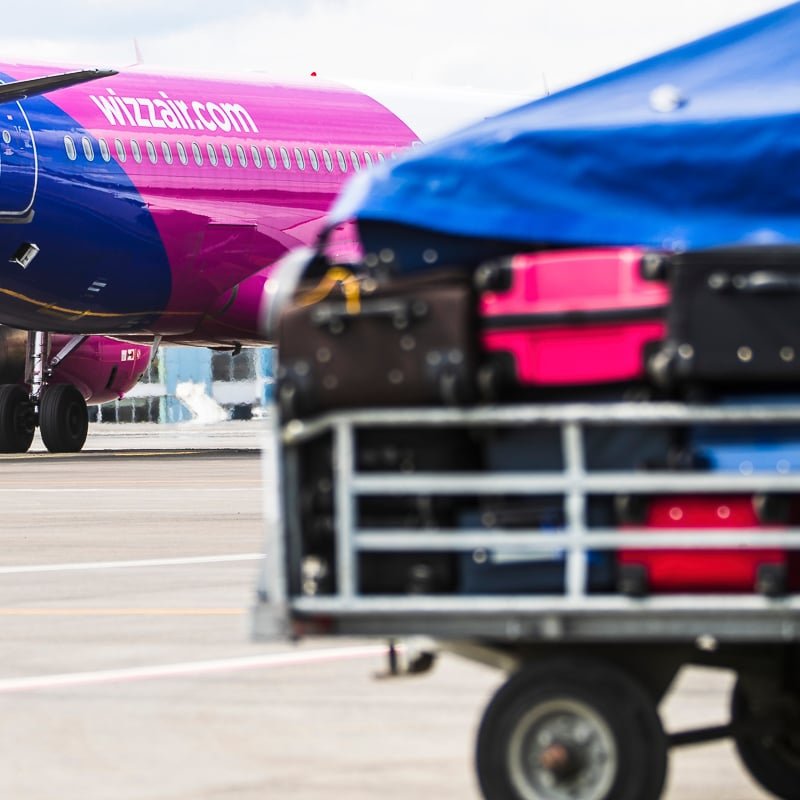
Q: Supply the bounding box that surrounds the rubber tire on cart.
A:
[731,677,800,799]
[39,384,89,453]
[476,658,668,800]
[0,384,35,453]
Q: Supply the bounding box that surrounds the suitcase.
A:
[687,395,800,477]
[476,247,668,391]
[295,428,480,596]
[458,501,616,595]
[276,269,476,419]
[483,419,676,473]
[650,246,800,387]
[618,495,788,596]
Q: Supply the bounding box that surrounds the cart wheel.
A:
[476,658,667,800]
[731,677,800,799]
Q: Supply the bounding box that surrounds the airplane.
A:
[0,62,527,453]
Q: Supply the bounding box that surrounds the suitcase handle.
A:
[710,270,800,294]
[311,297,427,329]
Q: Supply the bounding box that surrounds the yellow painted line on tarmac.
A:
[0,608,245,617]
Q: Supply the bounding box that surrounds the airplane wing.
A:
[0,68,118,104]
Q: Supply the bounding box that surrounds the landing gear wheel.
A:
[731,677,800,799]
[476,659,667,800]
[39,384,88,453]
[0,384,35,453]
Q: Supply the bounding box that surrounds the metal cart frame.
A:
[254,401,800,800]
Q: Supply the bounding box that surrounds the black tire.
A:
[39,384,88,453]
[476,658,668,800]
[0,384,35,453]
[732,677,800,799]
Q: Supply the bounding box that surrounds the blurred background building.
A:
[89,346,275,423]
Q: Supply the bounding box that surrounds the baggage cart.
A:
[253,400,800,800]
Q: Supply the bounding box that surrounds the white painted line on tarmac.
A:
[0,644,388,694]
[0,553,263,575]
[0,487,257,493]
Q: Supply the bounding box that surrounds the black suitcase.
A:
[276,270,476,419]
[649,246,800,386]
[294,427,481,596]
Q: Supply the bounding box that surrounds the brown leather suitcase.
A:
[276,270,476,418]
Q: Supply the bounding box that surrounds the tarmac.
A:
[0,418,775,799]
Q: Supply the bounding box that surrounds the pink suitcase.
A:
[478,248,668,387]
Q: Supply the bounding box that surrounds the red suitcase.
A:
[477,247,668,388]
[618,495,788,596]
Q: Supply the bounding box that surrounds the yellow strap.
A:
[296,267,362,314]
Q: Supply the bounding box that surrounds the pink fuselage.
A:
[0,64,419,345]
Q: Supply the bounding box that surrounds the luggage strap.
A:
[296,267,362,315]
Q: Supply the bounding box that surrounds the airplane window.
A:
[364,151,374,167]
[280,146,291,169]
[114,138,126,163]
[192,142,203,166]
[161,141,173,164]
[99,138,111,162]
[82,137,95,162]
[390,151,398,160]
[131,140,142,163]
[64,135,77,161]
[322,149,333,172]
[177,141,188,165]
[207,143,219,166]
[222,143,233,167]
[350,150,361,171]
[308,148,319,171]
[251,145,262,168]
[236,144,247,168]
[377,152,386,163]
[336,150,347,172]
[146,140,158,164]
[294,147,305,171]
[265,146,277,169]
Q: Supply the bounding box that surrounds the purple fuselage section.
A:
[0,64,418,342]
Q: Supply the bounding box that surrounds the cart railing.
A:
[254,402,800,642]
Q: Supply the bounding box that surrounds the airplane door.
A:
[0,91,37,219]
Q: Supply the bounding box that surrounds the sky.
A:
[0,0,790,95]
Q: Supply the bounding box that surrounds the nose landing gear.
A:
[0,331,88,454]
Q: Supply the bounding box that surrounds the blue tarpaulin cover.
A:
[331,3,800,255]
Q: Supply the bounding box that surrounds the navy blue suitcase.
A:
[458,503,615,595]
